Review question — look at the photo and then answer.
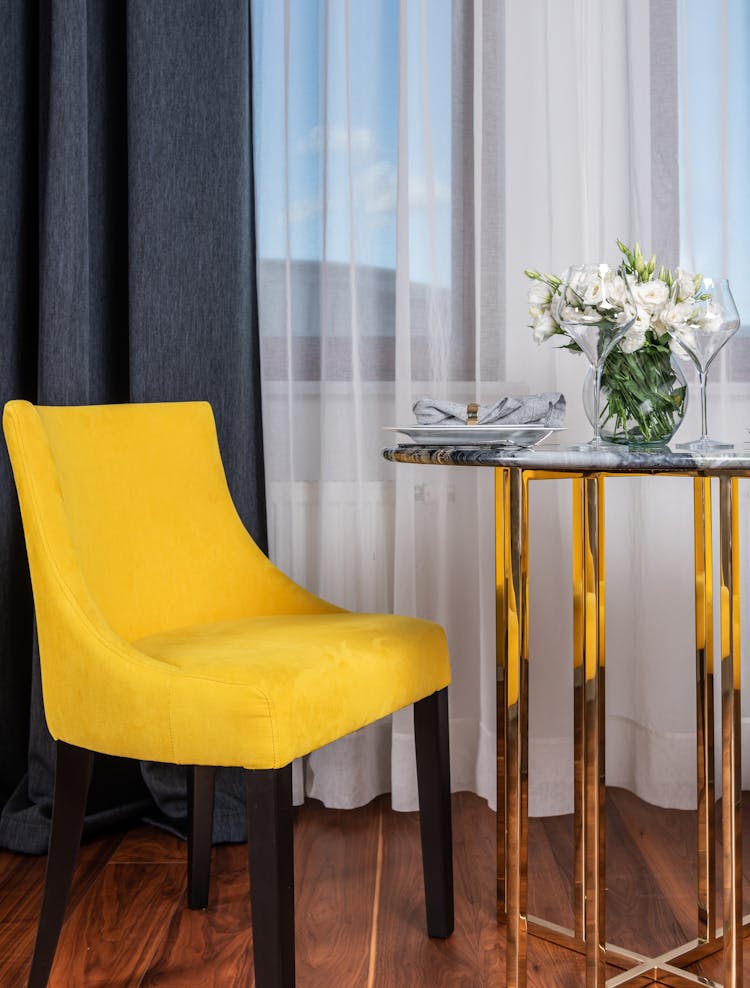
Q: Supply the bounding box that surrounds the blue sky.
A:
[252,0,451,285]
[679,0,750,325]
[252,2,749,326]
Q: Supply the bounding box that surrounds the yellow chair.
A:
[3,400,453,987]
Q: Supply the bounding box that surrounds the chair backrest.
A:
[4,400,327,645]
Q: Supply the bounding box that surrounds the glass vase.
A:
[582,346,688,446]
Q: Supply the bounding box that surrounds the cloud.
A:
[286,149,449,230]
[288,197,322,223]
[353,164,450,217]
[297,125,377,157]
[286,159,397,228]
[292,124,449,219]
[358,160,397,214]
[408,174,450,208]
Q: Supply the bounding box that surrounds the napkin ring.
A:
[467,402,479,425]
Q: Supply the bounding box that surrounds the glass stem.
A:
[594,362,603,443]
[698,369,708,441]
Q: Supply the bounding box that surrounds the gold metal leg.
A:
[498,471,744,988]
[583,475,606,987]
[694,477,716,943]
[720,477,742,987]
[496,467,508,919]
[573,477,586,941]
[505,467,530,988]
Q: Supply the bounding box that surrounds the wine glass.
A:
[553,263,636,447]
[662,276,740,451]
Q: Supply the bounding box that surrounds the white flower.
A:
[697,299,723,331]
[566,270,603,307]
[581,279,604,306]
[632,279,669,312]
[566,270,586,294]
[558,303,580,324]
[582,305,602,322]
[669,336,694,360]
[528,280,552,307]
[661,299,694,331]
[532,311,557,343]
[634,307,652,331]
[608,274,631,306]
[674,267,700,302]
[618,305,651,332]
[616,307,634,326]
[669,321,697,351]
[650,312,670,337]
[620,326,648,353]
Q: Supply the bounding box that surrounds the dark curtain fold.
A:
[0,0,266,852]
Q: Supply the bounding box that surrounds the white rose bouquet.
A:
[525,241,696,444]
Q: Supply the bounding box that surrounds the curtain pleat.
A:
[0,1,38,812]
[253,0,750,818]
[255,0,498,812]
[0,0,266,852]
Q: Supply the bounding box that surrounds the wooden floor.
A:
[1,789,750,986]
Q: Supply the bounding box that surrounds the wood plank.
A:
[0,920,37,987]
[138,844,253,987]
[612,786,699,946]
[374,791,504,986]
[109,824,187,865]
[606,788,690,958]
[528,813,574,931]
[683,797,750,985]
[47,863,185,986]
[0,832,124,926]
[141,797,381,987]
[0,852,46,925]
[293,797,380,987]
[0,832,125,985]
[2,790,750,985]
[0,847,22,883]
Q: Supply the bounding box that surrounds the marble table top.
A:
[383,440,750,477]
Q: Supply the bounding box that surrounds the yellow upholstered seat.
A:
[134,611,448,768]
[3,399,453,988]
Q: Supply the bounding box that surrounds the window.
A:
[252,0,453,381]
[679,0,750,376]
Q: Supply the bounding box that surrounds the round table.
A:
[384,440,750,988]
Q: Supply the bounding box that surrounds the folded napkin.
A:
[413,393,566,427]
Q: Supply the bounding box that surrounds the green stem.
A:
[596,342,686,444]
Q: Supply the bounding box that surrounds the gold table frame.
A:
[496,467,746,988]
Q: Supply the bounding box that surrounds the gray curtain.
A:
[0,0,266,851]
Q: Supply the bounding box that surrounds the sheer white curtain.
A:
[253,0,497,809]
[679,0,750,790]
[493,0,750,812]
[252,0,750,815]
[503,0,697,813]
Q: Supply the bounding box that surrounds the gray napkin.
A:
[413,393,565,427]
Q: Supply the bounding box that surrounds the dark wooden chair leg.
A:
[414,687,454,938]
[28,741,94,988]
[245,764,295,988]
[187,765,216,909]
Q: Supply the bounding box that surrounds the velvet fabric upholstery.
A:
[3,400,450,770]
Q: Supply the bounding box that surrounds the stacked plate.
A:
[385,425,565,447]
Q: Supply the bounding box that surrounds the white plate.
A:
[384,425,565,447]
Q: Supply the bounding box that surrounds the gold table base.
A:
[496,469,744,987]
